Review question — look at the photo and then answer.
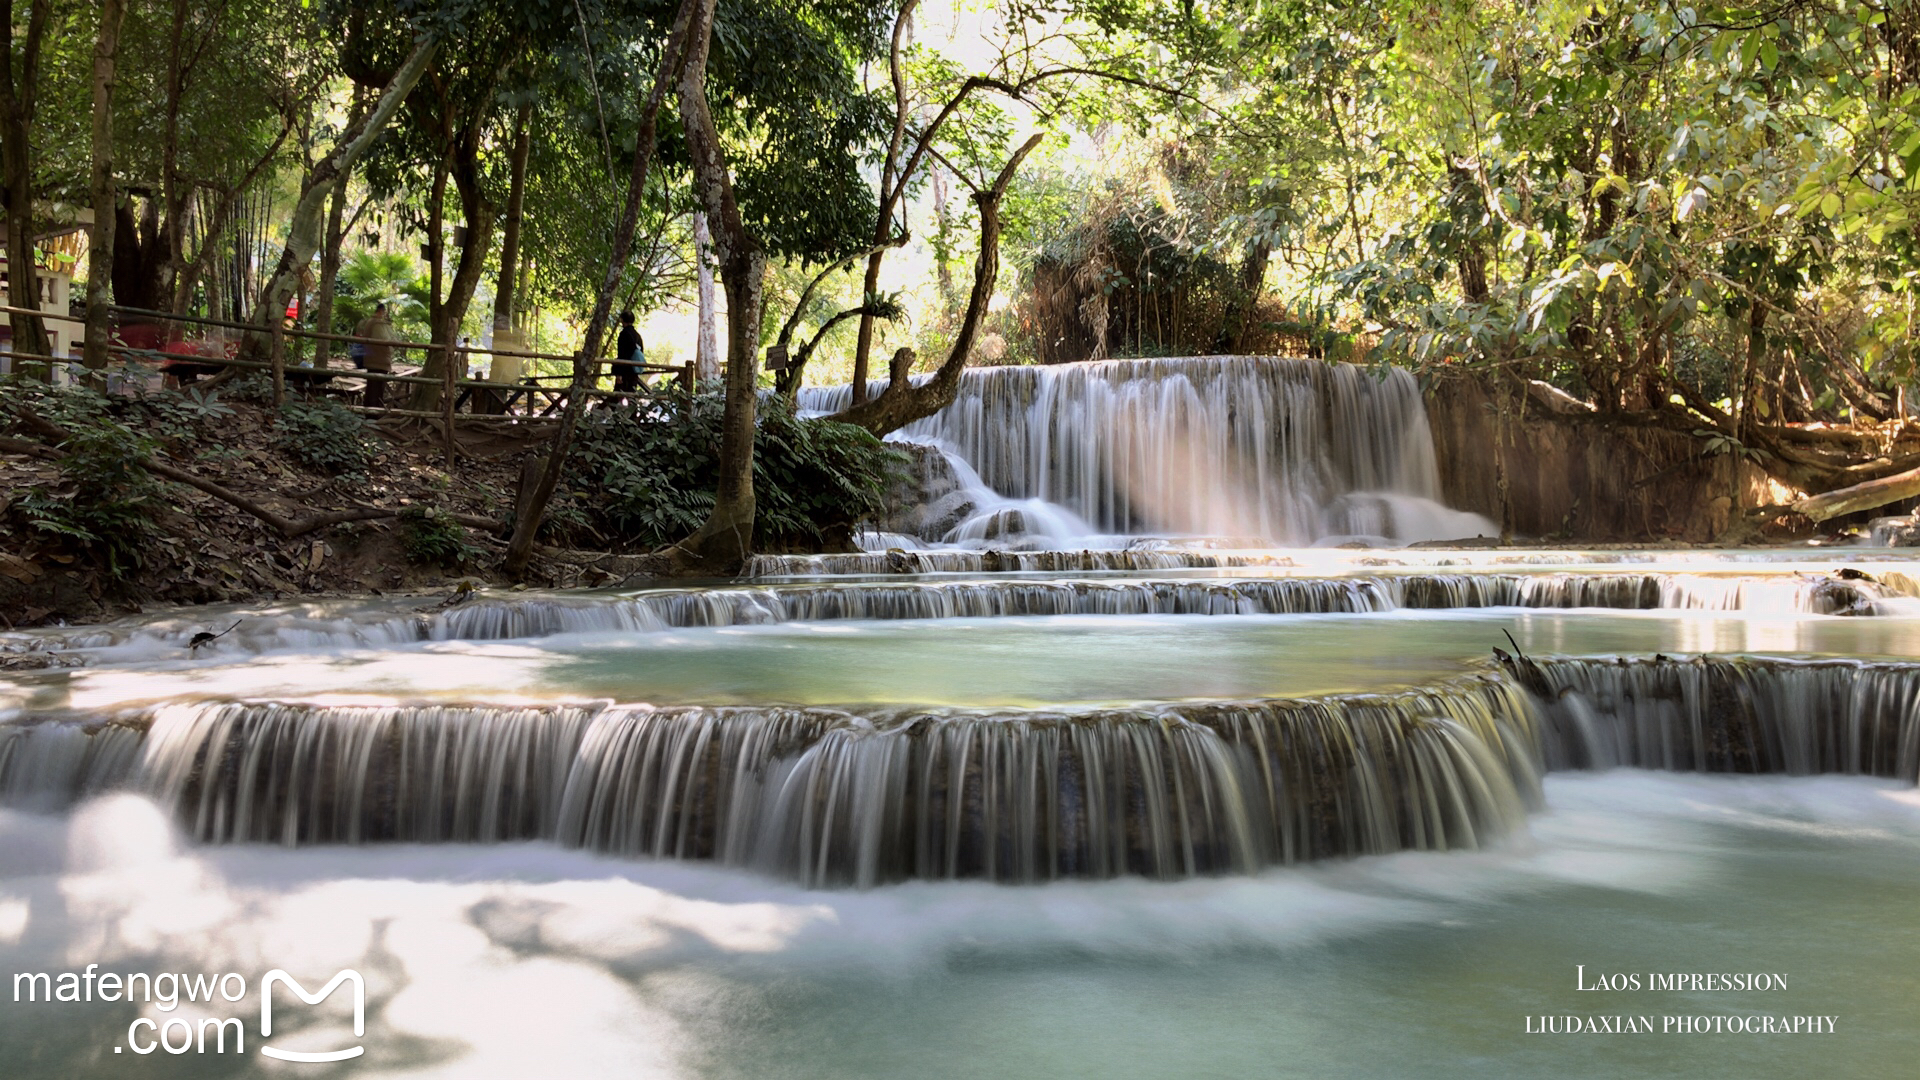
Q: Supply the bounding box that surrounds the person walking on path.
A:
[613,310,645,395]
[354,303,396,408]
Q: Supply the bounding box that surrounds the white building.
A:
[0,224,84,373]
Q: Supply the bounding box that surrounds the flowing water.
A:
[4,357,1918,1076]
[802,356,1498,546]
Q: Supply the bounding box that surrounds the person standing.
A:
[355,303,396,408]
[613,310,644,394]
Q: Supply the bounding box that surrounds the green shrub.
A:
[13,420,163,578]
[227,371,277,404]
[562,392,904,551]
[334,251,432,340]
[398,506,482,567]
[0,376,112,431]
[141,384,236,439]
[274,400,372,476]
[533,493,599,546]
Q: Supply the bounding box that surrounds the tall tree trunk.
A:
[932,165,954,312]
[153,0,196,315]
[313,174,348,350]
[693,209,719,380]
[1,0,52,363]
[485,101,532,387]
[502,0,698,578]
[245,39,437,359]
[849,249,883,403]
[849,0,920,405]
[411,154,451,408]
[82,0,127,370]
[669,0,764,574]
[313,88,367,351]
[493,102,531,333]
[413,135,495,410]
[158,0,187,313]
[428,155,447,327]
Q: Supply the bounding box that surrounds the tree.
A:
[95,0,326,319]
[81,0,126,370]
[490,100,532,344]
[1,0,54,362]
[244,36,436,360]
[664,0,764,573]
[1052,0,1920,501]
[826,0,1192,402]
[502,0,698,578]
[827,131,1044,434]
[507,0,897,574]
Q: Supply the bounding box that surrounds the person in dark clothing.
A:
[613,310,644,394]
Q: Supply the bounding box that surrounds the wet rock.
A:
[1868,516,1920,546]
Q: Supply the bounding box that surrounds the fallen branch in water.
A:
[189,620,243,651]
[1491,629,1553,697]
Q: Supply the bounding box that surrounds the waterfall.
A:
[5,572,1892,664]
[1526,655,1920,777]
[803,356,1497,545]
[751,548,1291,575]
[13,655,1920,884]
[0,676,1539,886]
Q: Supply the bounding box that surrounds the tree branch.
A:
[774,234,908,353]
[775,301,900,396]
[828,131,1046,434]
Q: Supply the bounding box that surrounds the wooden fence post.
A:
[269,315,286,406]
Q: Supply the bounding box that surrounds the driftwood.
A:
[1791,464,1920,523]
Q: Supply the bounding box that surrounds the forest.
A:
[1,0,1918,616]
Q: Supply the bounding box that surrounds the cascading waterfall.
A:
[0,720,143,811]
[804,356,1497,545]
[756,548,1279,575]
[4,572,1891,663]
[11,655,1920,884]
[0,676,1539,886]
[1523,655,1920,778]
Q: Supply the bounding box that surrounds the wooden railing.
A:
[0,302,696,426]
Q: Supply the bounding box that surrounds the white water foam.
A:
[4,774,1918,1077]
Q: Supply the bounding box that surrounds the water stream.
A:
[4,357,1916,1076]
[803,356,1498,546]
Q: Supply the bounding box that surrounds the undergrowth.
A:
[11,419,164,579]
[398,506,482,568]
[550,389,904,550]
[273,399,372,476]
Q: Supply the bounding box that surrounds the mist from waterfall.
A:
[802,356,1497,547]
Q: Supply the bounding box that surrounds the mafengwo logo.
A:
[11,964,364,1061]
[260,969,365,1062]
